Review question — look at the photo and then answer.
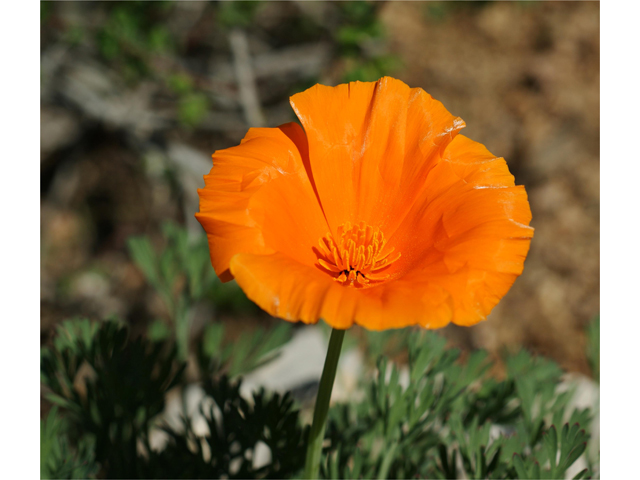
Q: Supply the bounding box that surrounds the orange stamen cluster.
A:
[317,221,401,286]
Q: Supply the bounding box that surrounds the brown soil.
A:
[40,1,599,375]
[380,1,599,373]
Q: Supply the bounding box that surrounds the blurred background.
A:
[40,0,599,382]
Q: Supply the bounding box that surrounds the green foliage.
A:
[40,1,52,23]
[51,1,211,127]
[147,319,172,342]
[199,321,292,378]
[178,92,210,128]
[41,407,99,479]
[209,278,260,314]
[127,222,255,359]
[41,317,597,479]
[504,350,588,449]
[167,73,194,96]
[360,327,414,364]
[51,318,101,356]
[97,2,175,81]
[586,315,600,382]
[512,423,589,479]
[41,320,185,478]
[127,222,226,308]
[143,376,307,479]
[332,2,401,83]
[64,25,85,46]
[166,74,211,128]
[41,318,302,478]
[341,55,402,83]
[335,1,384,51]
[217,1,263,29]
[320,330,596,479]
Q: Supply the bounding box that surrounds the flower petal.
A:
[290,77,464,237]
[196,123,328,281]
[229,252,457,331]
[385,134,534,325]
[441,133,517,188]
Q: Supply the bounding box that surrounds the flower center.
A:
[316,221,401,286]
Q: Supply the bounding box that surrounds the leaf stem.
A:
[303,327,346,479]
[377,440,398,479]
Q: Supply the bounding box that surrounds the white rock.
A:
[332,348,365,403]
[240,326,328,397]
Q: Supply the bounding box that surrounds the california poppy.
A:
[196,77,533,331]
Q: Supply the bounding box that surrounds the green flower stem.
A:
[303,327,346,479]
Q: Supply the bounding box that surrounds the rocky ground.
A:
[40,1,599,375]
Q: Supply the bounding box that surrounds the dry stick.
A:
[229,28,266,128]
[210,42,331,83]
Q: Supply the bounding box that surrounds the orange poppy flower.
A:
[196,77,533,331]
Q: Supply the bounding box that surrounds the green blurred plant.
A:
[178,92,210,128]
[51,317,102,355]
[128,222,284,366]
[40,1,52,23]
[41,318,302,478]
[143,376,307,479]
[361,327,414,363]
[199,321,292,378]
[41,320,185,478]
[335,1,384,52]
[97,2,175,82]
[320,330,595,479]
[41,317,598,479]
[333,1,401,82]
[216,1,263,29]
[41,407,99,479]
[341,55,402,83]
[127,222,256,360]
[167,73,211,128]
